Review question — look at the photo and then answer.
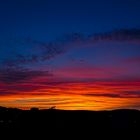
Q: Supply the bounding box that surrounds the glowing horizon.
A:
[0,81,140,110]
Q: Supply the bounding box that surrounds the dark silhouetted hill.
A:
[0,106,140,135]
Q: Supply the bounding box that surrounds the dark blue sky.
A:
[0,0,140,42]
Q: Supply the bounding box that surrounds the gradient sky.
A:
[0,0,140,110]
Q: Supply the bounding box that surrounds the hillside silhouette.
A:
[0,106,140,134]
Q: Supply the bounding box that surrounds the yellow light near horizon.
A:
[0,94,140,110]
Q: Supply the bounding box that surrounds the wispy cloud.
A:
[0,68,52,84]
[2,28,140,69]
[84,91,140,98]
[123,56,140,64]
[88,29,140,43]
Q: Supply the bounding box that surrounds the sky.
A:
[0,0,140,110]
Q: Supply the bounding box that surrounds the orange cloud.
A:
[0,81,140,110]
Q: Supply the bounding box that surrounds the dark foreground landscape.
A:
[0,106,140,134]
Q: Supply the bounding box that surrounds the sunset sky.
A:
[0,0,140,110]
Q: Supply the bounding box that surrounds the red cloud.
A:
[124,57,140,64]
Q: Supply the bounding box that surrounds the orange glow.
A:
[0,81,140,110]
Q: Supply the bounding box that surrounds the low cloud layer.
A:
[0,68,52,84]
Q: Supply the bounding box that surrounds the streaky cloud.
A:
[1,28,140,70]
[0,68,52,84]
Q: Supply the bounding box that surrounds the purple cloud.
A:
[0,68,52,84]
